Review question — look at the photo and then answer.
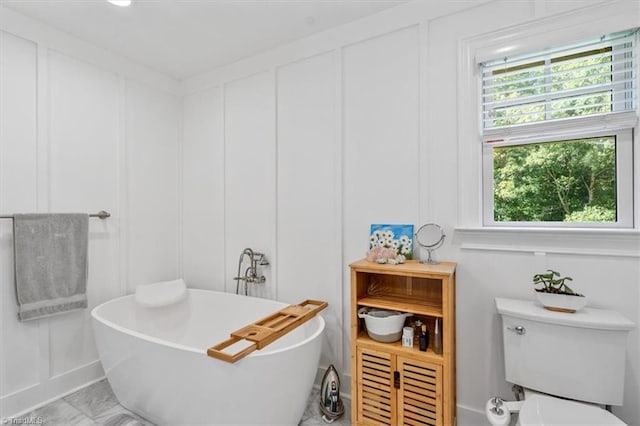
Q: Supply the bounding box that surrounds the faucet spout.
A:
[239,248,254,263]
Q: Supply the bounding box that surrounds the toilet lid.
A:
[519,394,626,426]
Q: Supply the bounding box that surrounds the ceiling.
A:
[1,0,408,79]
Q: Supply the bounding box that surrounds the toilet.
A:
[487,297,635,426]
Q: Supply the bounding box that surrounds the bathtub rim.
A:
[91,288,325,358]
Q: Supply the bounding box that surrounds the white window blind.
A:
[481,29,637,132]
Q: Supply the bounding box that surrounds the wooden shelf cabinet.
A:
[350,259,456,426]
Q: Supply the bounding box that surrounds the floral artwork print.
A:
[369,224,413,260]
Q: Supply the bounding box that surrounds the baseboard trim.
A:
[1,360,104,418]
[456,403,486,426]
[4,363,485,423]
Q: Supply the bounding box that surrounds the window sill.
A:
[453,226,640,257]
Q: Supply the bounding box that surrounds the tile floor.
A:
[17,379,351,426]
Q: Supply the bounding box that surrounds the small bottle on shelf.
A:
[413,319,423,345]
[434,318,442,355]
[419,324,429,351]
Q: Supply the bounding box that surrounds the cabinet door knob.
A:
[393,371,400,389]
[508,325,526,335]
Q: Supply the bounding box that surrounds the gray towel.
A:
[13,214,89,321]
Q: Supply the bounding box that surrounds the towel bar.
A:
[0,210,110,220]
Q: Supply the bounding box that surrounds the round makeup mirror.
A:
[415,223,446,264]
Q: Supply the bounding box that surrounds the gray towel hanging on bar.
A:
[13,214,89,321]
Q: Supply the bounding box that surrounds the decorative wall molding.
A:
[180,1,494,95]
[1,361,103,417]
[0,6,180,96]
[1,15,181,418]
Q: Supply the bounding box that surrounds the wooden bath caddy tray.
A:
[207,299,327,363]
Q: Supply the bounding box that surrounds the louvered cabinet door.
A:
[356,347,397,425]
[397,357,442,426]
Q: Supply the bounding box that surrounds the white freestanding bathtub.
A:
[91,289,325,425]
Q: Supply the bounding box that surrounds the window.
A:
[480,29,637,228]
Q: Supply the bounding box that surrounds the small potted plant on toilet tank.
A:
[533,270,586,313]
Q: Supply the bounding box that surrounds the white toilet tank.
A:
[496,298,634,405]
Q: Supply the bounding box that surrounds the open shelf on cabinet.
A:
[357,294,443,318]
[356,331,444,363]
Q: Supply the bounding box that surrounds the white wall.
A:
[276,51,343,365]
[0,7,181,416]
[224,72,277,300]
[1,0,638,423]
[181,0,640,424]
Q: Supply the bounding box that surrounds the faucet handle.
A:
[247,275,266,284]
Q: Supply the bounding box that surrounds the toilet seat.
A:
[518,394,626,426]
